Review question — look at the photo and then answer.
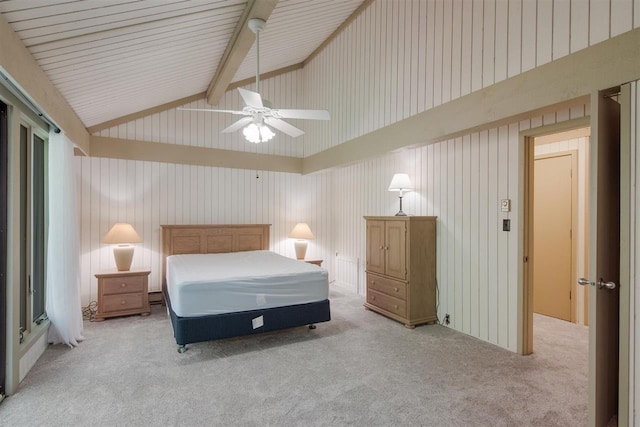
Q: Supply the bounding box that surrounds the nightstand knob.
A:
[372,296,376,300]
[120,283,127,288]
[121,300,126,305]
[394,287,398,292]
[394,305,398,309]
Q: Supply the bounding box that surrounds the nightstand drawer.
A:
[102,293,144,313]
[102,275,144,295]
[367,274,406,300]
[367,289,406,318]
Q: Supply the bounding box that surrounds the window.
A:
[19,123,47,342]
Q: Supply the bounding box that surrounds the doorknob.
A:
[599,281,616,290]
[578,278,617,290]
[578,278,592,287]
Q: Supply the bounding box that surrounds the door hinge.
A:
[570,290,572,300]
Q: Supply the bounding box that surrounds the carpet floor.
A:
[0,287,588,426]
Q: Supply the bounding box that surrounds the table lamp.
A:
[103,223,141,271]
[288,223,315,260]
[388,173,413,216]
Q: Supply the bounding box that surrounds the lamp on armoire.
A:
[103,223,141,271]
[388,173,413,216]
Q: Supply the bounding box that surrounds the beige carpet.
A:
[0,287,588,426]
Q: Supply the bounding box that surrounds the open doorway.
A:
[533,127,591,326]
[521,89,632,425]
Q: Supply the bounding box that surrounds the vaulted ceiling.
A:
[0,0,365,129]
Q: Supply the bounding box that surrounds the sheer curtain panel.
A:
[46,132,84,347]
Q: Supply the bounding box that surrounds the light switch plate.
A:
[500,199,511,212]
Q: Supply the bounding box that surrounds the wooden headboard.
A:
[161,224,271,286]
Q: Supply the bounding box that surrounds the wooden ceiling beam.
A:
[0,14,90,153]
[206,0,278,106]
[87,92,206,134]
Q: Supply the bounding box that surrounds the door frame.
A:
[533,150,579,322]
[616,83,633,427]
[0,101,7,399]
[520,116,590,355]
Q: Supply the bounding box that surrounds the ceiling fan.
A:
[179,18,330,143]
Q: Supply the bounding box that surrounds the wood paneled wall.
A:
[331,102,588,352]
[77,0,640,354]
[303,0,640,156]
[77,157,332,304]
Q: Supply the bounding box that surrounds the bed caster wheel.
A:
[308,324,316,330]
[177,345,187,353]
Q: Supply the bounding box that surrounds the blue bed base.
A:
[163,285,331,351]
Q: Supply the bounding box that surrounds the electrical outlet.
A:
[444,314,450,325]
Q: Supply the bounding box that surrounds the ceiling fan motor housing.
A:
[248,18,266,34]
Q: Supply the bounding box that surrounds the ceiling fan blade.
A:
[237,87,263,108]
[272,109,330,120]
[221,117,254,133]
[264,117,305,138]
[178,107,246,115]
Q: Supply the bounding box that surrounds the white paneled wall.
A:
[78,0,640,356]
[303,0,640,155]
[330,102,588,352]
[99,69,308,158]
[76,157,332,305]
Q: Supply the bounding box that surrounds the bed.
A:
[161,224,331,352]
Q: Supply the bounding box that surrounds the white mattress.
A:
[166,250,329,317]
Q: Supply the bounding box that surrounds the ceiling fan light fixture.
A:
[243,122,274,144]
[259,124,275,141]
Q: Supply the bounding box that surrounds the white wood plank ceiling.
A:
[0,0,364,128]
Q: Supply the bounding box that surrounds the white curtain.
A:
[45,131,84,347]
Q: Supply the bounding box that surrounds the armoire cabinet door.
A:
[366,220,385,275]
[385,221,406,280]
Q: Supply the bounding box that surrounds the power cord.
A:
[82,301,98,322]
[434,277,440,324]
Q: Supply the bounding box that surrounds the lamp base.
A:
[113,245,134,271]
[294,240,308,260]
[395,194,408,216]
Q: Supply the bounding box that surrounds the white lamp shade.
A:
[102,223,141,244]
[388,173,413,192]
[288,223,315,240]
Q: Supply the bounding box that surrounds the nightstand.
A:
[94,269,151,321]
[304,260,323,266]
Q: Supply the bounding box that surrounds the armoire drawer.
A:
[367,289,407,318]
[367,274,406,300]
